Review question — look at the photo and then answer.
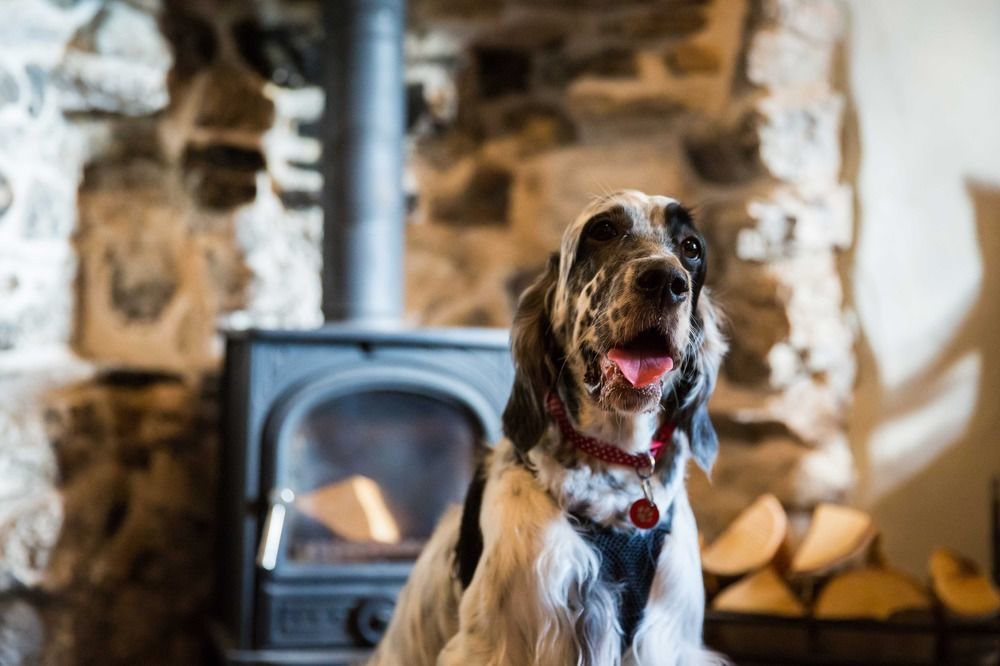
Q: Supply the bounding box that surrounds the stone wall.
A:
[403,0,856,538]
[0,0,854,662]
[0,0,321,662]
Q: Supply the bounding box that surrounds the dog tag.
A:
[629,498,660,529]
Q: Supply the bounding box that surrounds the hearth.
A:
[210,0,515,663]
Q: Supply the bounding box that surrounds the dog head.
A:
[503,190,726,471]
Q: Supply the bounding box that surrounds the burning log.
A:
[929,547,1000,618]
[296,475,401,544]
[701,494,788,577]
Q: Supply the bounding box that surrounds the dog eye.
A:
[681,237,702,261]
[587,218,619,242]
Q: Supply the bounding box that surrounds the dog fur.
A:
[370,190,727,666]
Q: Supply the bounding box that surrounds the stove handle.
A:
[256,488,295,571]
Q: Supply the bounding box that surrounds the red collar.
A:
[545,392,674,473]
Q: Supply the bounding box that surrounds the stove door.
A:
[259,365,490,576]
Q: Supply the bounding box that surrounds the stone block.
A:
[604,5,709,41]
[430,162,513,226]
[474,46,533,99]
[719,252,853,389]
[55,1,172,116]
[711,374,846,446]
[0,599,44,666]
[756,90,843,186]
[232,17,322,89]
[759,0,844,44]
[684,114,763,184]
[704,185,852,262]
[0,2,101,50]
[75,180,220,367]
[161,7,218,79]
[0,490,62,591]
[665,43,722,76]
[0,245,75,352]
[564,47,639,81]
[497,101,577,149]
[182,144,265,210]
[748,27,834,88]
[195,63,274,132]
[109,242,179,323]
[718,265,791,385]
[230,180,323,328]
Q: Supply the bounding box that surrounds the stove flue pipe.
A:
[322,0,406,324]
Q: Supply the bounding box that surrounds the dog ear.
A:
[686,401,719,472]
[502,254,561,453]
[663,289,727,473]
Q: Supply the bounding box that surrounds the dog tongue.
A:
[608,349,674,388]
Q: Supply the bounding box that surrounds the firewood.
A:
[296,475,401,544]
[712,566,805,617]
[790,503,877,577]
[814,567,930,620]
[701,494,788,577]
[929,547,1000,617]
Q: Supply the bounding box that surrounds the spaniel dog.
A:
[370,190,727,665]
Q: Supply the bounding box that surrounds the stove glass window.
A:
[281,390,480,566]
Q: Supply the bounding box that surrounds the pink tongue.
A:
[608,349,674,388]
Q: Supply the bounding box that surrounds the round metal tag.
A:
[629,498,660,529]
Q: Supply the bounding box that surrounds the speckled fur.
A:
[369,191,728,666]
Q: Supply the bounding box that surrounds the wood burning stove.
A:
[212,328,512,664]
[210,1,515,663]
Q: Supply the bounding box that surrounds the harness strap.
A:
[455,464,487,589]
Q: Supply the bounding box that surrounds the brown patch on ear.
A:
[502,254,561,452]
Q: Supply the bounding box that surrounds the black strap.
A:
[455,464,487,589]
[453,468,673,646]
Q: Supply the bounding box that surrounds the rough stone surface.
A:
[55,1,173,115]
[0,599,45,666]
[684,115,763,184]
[757,91,844,186]
[706,185,852,263]
[41,373,216,665]
[194,63,275,132]
[748,27,834,87]
[0,0,858,661]
[666,43,722,75]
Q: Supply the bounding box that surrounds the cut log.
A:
[712,566,805,617]
[929,547,1000,617]
[296,475,401,544]
[790,503,876,577]
[701,494,788,577]
[814,567,931,620]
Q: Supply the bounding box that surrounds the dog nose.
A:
[636,265,688,303]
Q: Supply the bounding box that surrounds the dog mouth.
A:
[601,327,676,390]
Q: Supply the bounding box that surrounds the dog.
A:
[370,190,727,665]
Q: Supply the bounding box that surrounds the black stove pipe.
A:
[322,0,406,324]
